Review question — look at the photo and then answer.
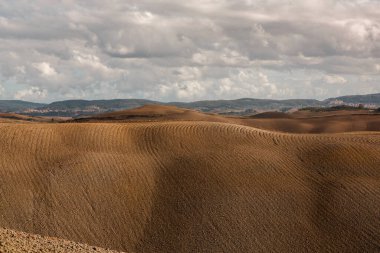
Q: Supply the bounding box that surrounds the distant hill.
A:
[325,93,380,105]
[44,99,159,111]
[0,93,379,117]
[34,99,160,116]
[299,105,369,112]
[37,98,323,116]
[0,100,45,112]
[170,98,323,112]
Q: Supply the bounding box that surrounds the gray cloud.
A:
[0,0,379,102]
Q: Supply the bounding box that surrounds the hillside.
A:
[90,104,196,119]
[0,122,379,252]
[78,105,380,133]
[73,105,229,123]
[244,111,380,133]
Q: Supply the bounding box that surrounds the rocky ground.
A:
[0,228,125,253]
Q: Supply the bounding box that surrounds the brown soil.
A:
[0,227,125,253]
[0,121,379,252]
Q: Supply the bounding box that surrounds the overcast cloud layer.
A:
[0,0,379,102]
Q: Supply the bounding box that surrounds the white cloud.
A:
[132,11,155,24]
[323,75,348,84]
[211,70,283,99]
[159,80,207,101]
[258,72,278,98]
[73,50,110,72]
[0,0,379,101]
[296,53,323,65]
[16,66,26,74]
[33,62,57,77]
[174,67,202,81]
[14,86,48,100]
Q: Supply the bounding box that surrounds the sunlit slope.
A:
[0,122,379,252]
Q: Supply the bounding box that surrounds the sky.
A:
[0,0,379,102]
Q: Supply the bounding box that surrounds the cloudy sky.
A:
[0,0,379,102]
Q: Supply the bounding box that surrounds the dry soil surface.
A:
[0,227,124,253]
[0,121,379,252]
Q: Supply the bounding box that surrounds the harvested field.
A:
[0,121,379,252]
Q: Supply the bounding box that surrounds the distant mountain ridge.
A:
[325,93,380,104]
[0,93,379,116]
[45,99,159,110]
[0,100,45,112]
[169,98,323,112]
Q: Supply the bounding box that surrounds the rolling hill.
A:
[1,92,379,117]
[75,105,380,133]
[72,105,229,123]
[0,121,379,252]
[244,110,380,133]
